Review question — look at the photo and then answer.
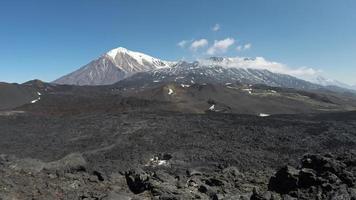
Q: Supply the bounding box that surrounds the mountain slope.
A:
[112,80,356,115]
[116,61,322,91]
[0,82,41,110]
[312,75,353,89]
[53,47,172,86]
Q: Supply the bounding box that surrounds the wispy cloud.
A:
[207,37,235,55]
[212,24,220,32]
[190,39,208,51]
[177,40,188,48]
[236,43,252,51]
[244,43,251,50]
[287,67,320,77]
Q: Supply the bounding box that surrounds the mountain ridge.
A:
[115,61,323,91]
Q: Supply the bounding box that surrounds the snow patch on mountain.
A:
[31,97,40,104]
[259,113,270,117]
[181,84,190,88]
[242,88,253,94]
[106,47,172,68]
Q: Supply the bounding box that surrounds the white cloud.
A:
[190,39,208,51]
[207,37,235,55]
[212,24,220,32]
[287,67,319,77]
[177,40,188,48]
[236,45,242,51]
[199,56,320,79]
[244,43,251,50]
[236,43,252,51]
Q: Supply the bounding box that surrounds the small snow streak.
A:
[168,88,174,95]
[31,97,40,104]
[259,113,270,117]
[242,88,253,94]
[181,84,190,88]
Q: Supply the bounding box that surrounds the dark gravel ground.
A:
[1,93,356,199]
[1,110,356,172]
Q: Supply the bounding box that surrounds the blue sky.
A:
[0,0,355,84]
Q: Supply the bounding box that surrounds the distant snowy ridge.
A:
[201,57,355,92]
[123,61,322,91]
[201,57,318,79]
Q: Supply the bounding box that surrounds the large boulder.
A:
[267,153,356,199]
[300,154,345,175]
[125,168,151,194]
[268,166,299,194]
[298,168,318,188]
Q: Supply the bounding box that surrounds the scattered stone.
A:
[205,178,224,187]
[93,170,105,182]
[186,169,203,177]
[298,168,317,188]
[268,166,299,194]
[125,169,150,194]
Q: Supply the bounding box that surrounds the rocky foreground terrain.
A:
[1,99,356,199]
[1,150,356,200]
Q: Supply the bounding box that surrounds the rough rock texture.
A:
[1,152,356,199]
[0,153,269,200]
[266,153,356,199]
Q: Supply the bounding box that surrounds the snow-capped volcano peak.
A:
[105,47,171,69]
[106,47,130,59]
[54,47,174,85]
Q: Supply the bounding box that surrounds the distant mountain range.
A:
[53,47,355,93]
